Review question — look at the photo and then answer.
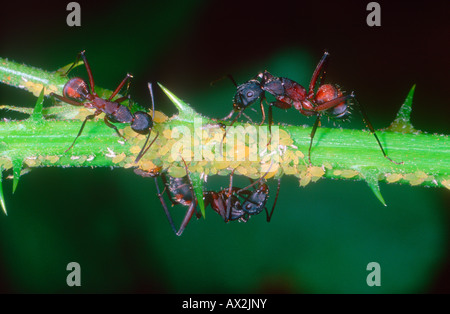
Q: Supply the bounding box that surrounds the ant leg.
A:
[135,131,159,163]
[78,51,96,95]
[109,73,133,101]
[65,111,101,152]
[314,93,403,164]
[355,97,404,165]
[268,102,273,132]
[217,202,228,222]
[113,94,131,105]
[268,102,274,145]
[265,178,281,222]
[224,168,237,221]
[308,51,329,97]
[261,103,274,148]
[176,201,197,236]
[222,109,235,121]
[307,93,352,164]
[308,94,354,164]
[308,114,321,165]
[50,93,83,106]
[64,51,84,76]
[236,160,274,194]
[219,109,244,155]
[267,99,291,140]
[226,168,237,200]
[241,112,254,123]
[314,94,353,112]
[259,97,266,126]
[154,177,178,235]
[221,107,252,123]
[103,116,125,139]
[225,197,233,222]
[175,157,198,236]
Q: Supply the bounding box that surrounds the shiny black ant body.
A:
[50,51,158,163]
[222,52,402,165]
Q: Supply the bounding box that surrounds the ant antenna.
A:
[149,82,156,121]
[134,83,159,163]
[210,74,238,87]
[218,109,244,155]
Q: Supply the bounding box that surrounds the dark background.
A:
[0,0,449,293]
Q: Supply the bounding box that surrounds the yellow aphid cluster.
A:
[21,80,58,97]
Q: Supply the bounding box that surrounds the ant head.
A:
[131,111,153,134]
[233,80,263,111]
[240,182,269,215]
[63,77,90,101]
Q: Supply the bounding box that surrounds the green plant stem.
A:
[0,56,449,211]
[0,106,448,184]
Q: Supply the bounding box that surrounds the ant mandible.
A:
[222,51,402,165]
[50,51,158,163]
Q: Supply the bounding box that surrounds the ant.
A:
[220,51,402,165]
[135,159,201,236]
[204,167,281,223]
[50,51,158,163]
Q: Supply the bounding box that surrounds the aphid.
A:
[50,51,158,162]
[222,52,402,165]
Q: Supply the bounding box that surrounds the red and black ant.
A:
[50,51,158,163]
[221,51,402,165]
[135,159,201,236]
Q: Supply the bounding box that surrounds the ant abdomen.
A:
[316,84,348,118]
[131,111,153,134]
[63,77,90,101]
